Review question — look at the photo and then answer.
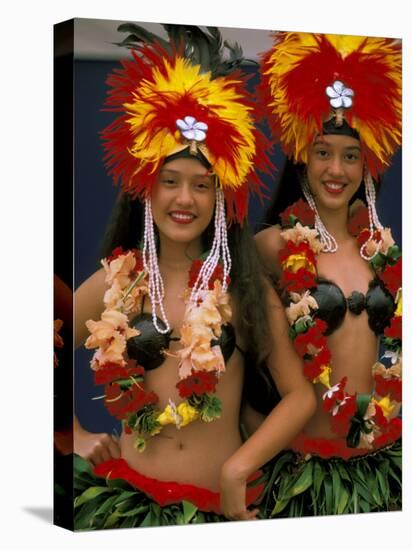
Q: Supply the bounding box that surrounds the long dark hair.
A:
[262,157,380,228]
[100,192,272,361]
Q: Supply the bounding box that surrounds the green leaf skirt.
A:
[74,455,226,530]
[259,439,402,518]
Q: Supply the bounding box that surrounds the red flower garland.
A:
[280,198,315,227]
[176,371,219,398]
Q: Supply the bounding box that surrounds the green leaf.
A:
[95,494,119,516]
[199,395,222,422]
[388,466,402,487]
[150,503,161,526]
[387,245,401,262]
[286,461,313,497]
[140,509,152,527]
[120,515,138,528]
[103,511,121,529]
[294,318,310,334]
[118,505,150,518]
[356,394,372,417]
[265,453,295,494]
[352,486,359,514]
[191,511,205,524]
[182,500,198,523]
[74,499,102,530]
[324,477,333,513]
[331,466,343,513]
[175,512,185,525]
[113,490,138,505]
[353,479,375,504]
[74,486,111,508]
[271,496,291,516]
[359,498,371,513]
[313,460,325,498]
[106,478,130,491]
[336,462,351,482]
[74,454,93,476]
[336,486,350,514]
[370,253,386,270]
[376,469,389,506]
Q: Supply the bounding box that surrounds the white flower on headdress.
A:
[326,80,354,109]
[176,116,208,142]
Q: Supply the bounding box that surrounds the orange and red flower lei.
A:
[85,247,231,451]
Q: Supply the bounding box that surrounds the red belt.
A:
[94,458,265,514]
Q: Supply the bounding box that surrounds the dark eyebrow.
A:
[312,139,361,152]
[159,168,179,175]
[159,168,212,178]
[313,138,330,146]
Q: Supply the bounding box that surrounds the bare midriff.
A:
[120,341,245,492]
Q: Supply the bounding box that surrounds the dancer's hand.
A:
[220,461,259,521]
[74,418,121,466]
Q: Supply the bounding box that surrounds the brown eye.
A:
[196,182,210,189]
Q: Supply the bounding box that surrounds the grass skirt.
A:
[260,438,401,518]
[74,455,264,530]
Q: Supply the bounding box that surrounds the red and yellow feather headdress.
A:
[102,42,271,222]
[259,32,401,177]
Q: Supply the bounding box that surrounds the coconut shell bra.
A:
[311,277,395,336]
[126,305,239,371]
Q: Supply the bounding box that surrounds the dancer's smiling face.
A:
[306,134,364,212]
[151,157,216,246]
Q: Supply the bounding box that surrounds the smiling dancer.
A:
[254,32,402,517]
[73,27,316,529]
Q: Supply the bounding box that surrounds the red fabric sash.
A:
[94,459,265,514]
[289,432,400,460]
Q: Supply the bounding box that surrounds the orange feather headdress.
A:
[102,35,272,223]
[259,32,402,177]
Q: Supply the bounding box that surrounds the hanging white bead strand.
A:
[359,170,384,261]
[190,188,231,304]
[301,176,338,253]
[142,198,171,334]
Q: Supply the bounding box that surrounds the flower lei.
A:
[278,200,402,450]
[85,247,231,452]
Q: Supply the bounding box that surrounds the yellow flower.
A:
[177,402,199,427]
[157,404,178,427]
[395,288,402,317]
[313,365,331,387]
[375,396,396,418]
[282,254,316,274]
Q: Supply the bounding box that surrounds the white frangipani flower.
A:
[326,80,354,109]
[322,382,342,401]
[176,116,208,141]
